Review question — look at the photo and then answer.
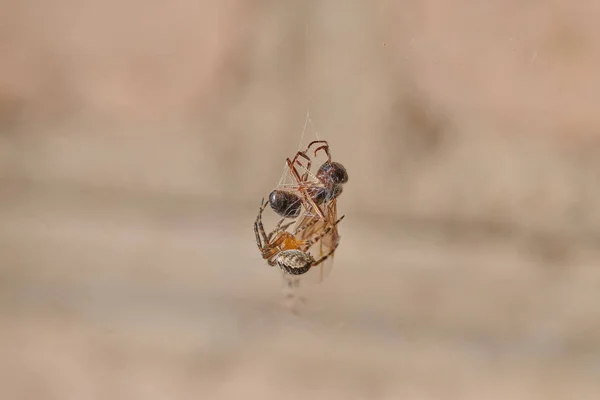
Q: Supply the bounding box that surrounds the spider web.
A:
[274,111,327,217]
[276,112,318,181]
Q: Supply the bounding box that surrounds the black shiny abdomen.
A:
[317,161,348,186]
[269,190,302,218]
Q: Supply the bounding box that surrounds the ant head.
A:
[317,161,348,186]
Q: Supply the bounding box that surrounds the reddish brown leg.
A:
[253,218,263,251]
[288,151,313,181]
[306,140,329,151]
[313,145,332,162]
[306,140,332,162]
[292,151,312,171]
[285,158,326,220]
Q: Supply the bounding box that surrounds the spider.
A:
[269,140,348,220]
[254,197,344,275]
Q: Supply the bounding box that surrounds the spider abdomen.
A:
[276,249,313,275]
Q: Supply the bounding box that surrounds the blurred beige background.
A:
[1,1,600,399]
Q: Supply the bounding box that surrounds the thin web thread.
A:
[277,110,321,189]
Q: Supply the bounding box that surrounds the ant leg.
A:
[286,158,326,220]
[267,257,278,267]
[313,145,332,162]
[256,198,270,244]
[324,200,340,244]
[295,151,313,171]
[295,152,313,181]
[306,140,332,162]
[254,220,263,251]
[302,190,326,220]
[288,151,312,174]
[268,218,286,241]
[261,233,291,265]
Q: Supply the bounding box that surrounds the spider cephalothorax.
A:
[254,198,344,276]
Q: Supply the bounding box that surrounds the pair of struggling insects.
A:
[254,140,348,278]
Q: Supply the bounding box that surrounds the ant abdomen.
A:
[316,161,348,187]
[269,190,302,218]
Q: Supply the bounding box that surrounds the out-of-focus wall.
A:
[2,2,600,398]
[2,0,599,248]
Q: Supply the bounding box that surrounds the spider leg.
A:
[253,219,263,252]
[292,215,320,236]
[295,152,313,181]
[299,215,345,250]
[288,151,320,182]
[313,145,332,162]
[281,275,303,314]
[311,240,340,267]
[263,248,280,266]
[255,198,287,265]
[267,218,296,242]
[301,188,326,220]
[306,140,329,151]
[256,197,270,244]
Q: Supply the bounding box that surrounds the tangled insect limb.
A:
[253,198,344,275]
[269,140,348,220]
